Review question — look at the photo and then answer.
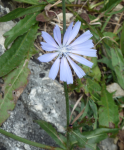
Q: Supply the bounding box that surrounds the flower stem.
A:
[62,0,70,149]
[62,0,66,35]
[64,82,70,148]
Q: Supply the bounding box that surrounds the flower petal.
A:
[42,31,58,48]
[69,30,93,47]
[69,40,94,49]
[41,42,59,51]
[60,57,66,82]
[49,57,60,80]
[53,25,61,46]
[68,53,93,68]
[63,57,73,84]
[38,52,59,62]
[67,56,85,78]
[66,21,81,45]
[63,22,73,45]
[70,49,97,57]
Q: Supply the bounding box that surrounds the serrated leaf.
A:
[111,48,124,89]
[120,22,124,55]
[0,59,30,125]
[14,0,47,5]
[4,13,39,48]
[99,86,119,127]
[35,120,66,149]
[0,5,45,22]
[0,23,39,77]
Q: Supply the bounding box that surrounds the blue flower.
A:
[38,21,97,84]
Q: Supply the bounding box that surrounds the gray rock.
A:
[22,60,66,133]
[0,100,58,150]
[98,138,117,150]
[0,4,16,56]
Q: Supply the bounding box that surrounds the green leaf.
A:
[47,0,57,3]
[82,78,101,101]
[68,78,84,93]
[0,128,63,150]
[106,7,124,16]
[81,58,101,82]
[83,128,118,144]
[98,57,113,70]
[120,22,124,55]
[4,12,39,48]
[0,5,45,22]
[111,48,124,89]
[0,59,30,125]
[80,101,90,120]
[89,100,97,129]
[99,86,119,127]
[28,45,39,58]
[35,120,66,149]
[103,32,119,46]
[103,0,122,14]
[71,130,95,150]
[0,24,39,77]
[14,0,47,5]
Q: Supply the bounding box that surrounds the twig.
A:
[113,13,123,33]
[69,95,83,123]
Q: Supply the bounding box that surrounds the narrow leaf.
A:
[0,128,63,150]
[14,0,47,5]
[36,120,66,149]
[120,22,124,55]
[0,59,30,125]
[103,0,122,14]
[4,12,39,48]
[89,100,97,129]
[111,48,124,89]
[0,23,39,77]
[0,5,45,22]
[83,128,118,145]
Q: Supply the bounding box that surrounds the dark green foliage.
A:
[0,24,39,77]
[0,5,45,22]
[36,120,67,149]
[4,12,39,48]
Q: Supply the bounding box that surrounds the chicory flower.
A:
[38,21,97,84]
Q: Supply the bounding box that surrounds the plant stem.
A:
[62,0,66,35]
[62,0,70,149]
[64,83,70,148]
[0,128,63,150]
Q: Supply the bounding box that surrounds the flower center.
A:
[58,46,68,57]
[61,47,67,53]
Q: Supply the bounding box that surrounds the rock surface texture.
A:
[0,5,15,56]
[0,1,118,150]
